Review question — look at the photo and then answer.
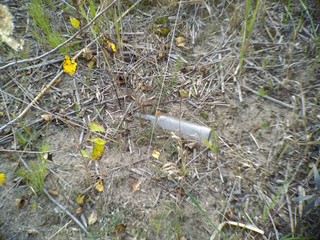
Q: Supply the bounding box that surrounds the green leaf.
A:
[179,89,189,98]
[257,87,267,97]
[313,165,320,192]
[89,121,105,133]
[292,195,313,202]
[80,149,89,158]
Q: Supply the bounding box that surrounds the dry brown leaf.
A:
[15,198,28,208]
[75,207,83,216]
[88,211,98,225]
[115,223,127,234]
[82,48,96,65]
[41,114,53,121]
[162,162,179,176]
[130,180,142,193]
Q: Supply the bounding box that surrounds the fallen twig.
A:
[43,188,90,235]
[241,84,294,109]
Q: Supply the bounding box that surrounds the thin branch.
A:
[0,72,62,132]
[43,188,90,235]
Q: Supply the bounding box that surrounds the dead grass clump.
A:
[1,0,320,239]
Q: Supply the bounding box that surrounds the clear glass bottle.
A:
[135,113,212,145]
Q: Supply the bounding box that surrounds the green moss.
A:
[154,26,170,37]
[154,16,169,25]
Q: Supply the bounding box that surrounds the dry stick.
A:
[0,0,123,132]
[210,220,264,240]
[286,193,295,236]
[234,64,243,103]
[43,188,90,235]
[0,0,118,71]
[240,84,294,109]
[0,72,62,132]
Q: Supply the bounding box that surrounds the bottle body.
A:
[135,113,212,145]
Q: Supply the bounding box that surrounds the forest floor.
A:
[1,0,320,239]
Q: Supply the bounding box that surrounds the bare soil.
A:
[1,1,320,240]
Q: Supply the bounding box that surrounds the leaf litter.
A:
[0,1,320,239]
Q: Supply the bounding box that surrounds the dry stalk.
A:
[210,220,264,240]
[240,84,294,109]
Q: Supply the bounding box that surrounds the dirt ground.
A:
[1,0,320,239]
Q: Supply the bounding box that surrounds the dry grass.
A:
[1,0,320,239]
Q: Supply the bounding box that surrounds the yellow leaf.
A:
[175,36,186,47]
[179,89,189,98]
[62,55,77,76]
[103,37,117,53]
[48,190,59,196]
[70,17,80,29]
[91,143,104,160]
[95,179,104,192]
[0,173,6,186]
[89,121,105,133]
[80,149,90,158]
[151,150,160,159]
[89,138,106,145]
[88,211,98,225]
[76,194,85,206]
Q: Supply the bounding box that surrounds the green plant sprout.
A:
[16,142,49,195]
[292,165,320,215]
[28,0,66,51]
[203,123,218,160]
[238,0,261,75]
